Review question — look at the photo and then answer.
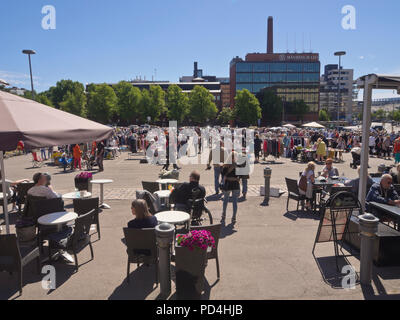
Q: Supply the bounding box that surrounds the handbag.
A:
[299,174,308,192]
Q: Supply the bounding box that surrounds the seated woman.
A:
[128,199,158,229]
[0,171,30,210]
[298,161,316,210]
[321,158,339,178]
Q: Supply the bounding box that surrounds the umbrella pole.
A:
[0,151,10,234]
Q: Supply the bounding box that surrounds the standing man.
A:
[207,140,227,195]
[96,140,105,172]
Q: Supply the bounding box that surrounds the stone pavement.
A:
[1,150,400,300]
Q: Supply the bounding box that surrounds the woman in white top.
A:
[299,161,316,209]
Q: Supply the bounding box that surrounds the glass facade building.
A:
[230,53,321,120]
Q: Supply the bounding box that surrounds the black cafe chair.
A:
[47,209,95,272]
[0,234,41,295]
[285,178,306,212]
[123,227,158,284]
[73,197,100,240]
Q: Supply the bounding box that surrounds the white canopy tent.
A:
[283,124,296,128]
[357,74,400,211]
[302,122,325,129]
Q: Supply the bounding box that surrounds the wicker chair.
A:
[73,197,100,240]
[141,181,160,194]
[122,227,158,284]
[285,178,306,212]
[47,209,95,271]
[0,234,40,295]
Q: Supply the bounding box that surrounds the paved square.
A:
[1,150,400,300]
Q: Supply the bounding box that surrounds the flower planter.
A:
[74,176,92,192]
[16,225,37,242]
[175,244,207,300]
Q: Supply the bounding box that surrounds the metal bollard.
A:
[263,167,272,205]
[358,213,379,285]
[155,223,175,299]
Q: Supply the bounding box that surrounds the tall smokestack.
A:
[267,16,273,54]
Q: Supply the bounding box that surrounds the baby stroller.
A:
[83,152,97,171]
[31,151,44,168]
[350,150,361,169]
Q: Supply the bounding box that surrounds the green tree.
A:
[233,89,261,126]
[59,90,86,116]
[22,90,53,107]
[140,85,166,122]
[86,84,118,124]
[372,109,386,121]
[23,90,37,100]
[188,85,218,125]
[166,84,189,124]
[217,107,234,125]
[48,80,86,110]
[290,100,310,122]
[35,92,54,107]
[256,88,283,123]
[114,81,142,124]
[319,109,330,121]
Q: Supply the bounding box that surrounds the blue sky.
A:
[1,0,399,99]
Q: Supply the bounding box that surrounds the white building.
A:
[320,64,356,122]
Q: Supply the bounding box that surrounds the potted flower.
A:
[74,171,93,192]
[175,230,215,299]
[15,217,36,242]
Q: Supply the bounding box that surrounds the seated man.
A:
[170,170,206,212]
[321,158,339,178]
[28,172,59,199]
[344,167,374,196]
[366,174,400,206]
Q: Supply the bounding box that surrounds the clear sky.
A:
[1,0,399,99]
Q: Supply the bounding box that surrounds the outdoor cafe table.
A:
[62,191,92,200]
[90,179,113,209]
[156,178,178,190]
[368,202,400,231]
[37,211,78,263]
[155,210,190,226]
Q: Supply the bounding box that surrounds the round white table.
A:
[91,179,113,209]
[156,179,178,190]
[38,211,78,263]
[62,191,92,200]
[155,210,190,225]
[38,211,78,227]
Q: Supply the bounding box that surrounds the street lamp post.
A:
[334,51,346,122]
[22,49,36,98]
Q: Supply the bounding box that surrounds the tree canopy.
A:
[188,85,218,125]
[233,89,261,126]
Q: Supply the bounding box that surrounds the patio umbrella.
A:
[0,91,113,233]
[283,124,296,128]
[302,122,325,129]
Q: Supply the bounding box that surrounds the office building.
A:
[229,17,321,122]
[320,64,355,121]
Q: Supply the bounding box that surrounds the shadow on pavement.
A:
[283,210,320,221]
[108,264,158,300]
